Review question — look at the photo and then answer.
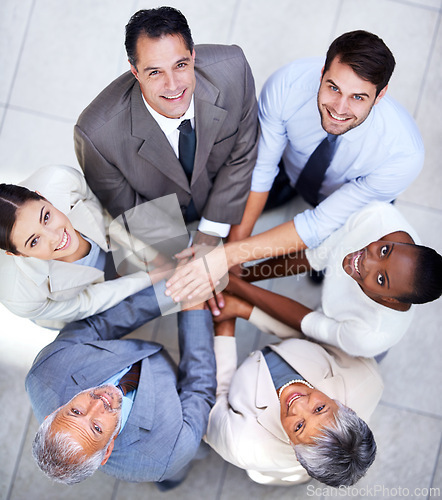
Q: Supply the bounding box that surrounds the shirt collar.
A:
[142,94,195,137]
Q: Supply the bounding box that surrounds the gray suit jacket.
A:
[74,44,259,223]
[25,286,217,483]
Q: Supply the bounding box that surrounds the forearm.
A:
[228,191,269,242]
[164,222,306,303]
[228,278,311,331]
[177,310,217,405]
[241,252,311,282]
[225,220,307,269]
[3,272,152,325]
[57,285,161,343]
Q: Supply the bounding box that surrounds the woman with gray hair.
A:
[204,320,382,487]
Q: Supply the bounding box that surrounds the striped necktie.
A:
[117,361,141,395]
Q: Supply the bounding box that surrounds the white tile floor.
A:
[1,1,442,499]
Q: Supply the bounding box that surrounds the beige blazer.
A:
[0,165,151,329]
[205,334,383,484]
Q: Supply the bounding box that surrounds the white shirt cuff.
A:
[197,217,231,238]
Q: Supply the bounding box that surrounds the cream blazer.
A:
[205,329,383,484]
[0,165,151,329]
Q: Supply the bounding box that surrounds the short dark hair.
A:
[398,244,442,305]
[295,403,376,487]
[324,30,395,96]
[0,183,44,254]
[125,7,194,69]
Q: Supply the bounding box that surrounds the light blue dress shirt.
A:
[74,235,107,271]
[102,365,136,434]
[252,57,424,248]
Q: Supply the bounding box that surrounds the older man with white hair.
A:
[26,285,216,489]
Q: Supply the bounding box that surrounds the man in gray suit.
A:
[74,7,259,243]
[27,285,216,487]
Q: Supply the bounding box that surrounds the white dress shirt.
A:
[142,96,230,237]
[252,57,424,248]
[302,202,420,356]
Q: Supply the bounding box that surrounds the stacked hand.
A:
[165,231,229,314]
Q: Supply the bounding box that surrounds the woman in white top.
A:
[0,165,153,329]
[216,202,442,357]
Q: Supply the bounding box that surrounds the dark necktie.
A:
[117,361,141,395]
[178,119,196,182]
[295,133,338,207]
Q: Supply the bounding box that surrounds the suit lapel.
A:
[193,76,227,185]
[47,260,103,294]
[131,83,190,192]
[130,74,228,191]
[68,346,160,440]
[68,200,108,250]
[254,352,290,444]
[272,342,346,402]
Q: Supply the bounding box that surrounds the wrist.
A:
[238,301,253,321]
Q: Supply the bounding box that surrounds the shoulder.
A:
[346,202,419,241]
[326,346,383,418]
[271,338,329,366]
[20,165,89,213]
[259,57,322,113]
[262,57,323,93]
[371,95,424,152]
[194,44,253,86]
[194,44,257,103]
[21,165,85,191]
[0,252,21,295]
[195,44,247,66]
[76,71,137,132]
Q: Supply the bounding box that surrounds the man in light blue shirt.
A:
[230,30,424,250]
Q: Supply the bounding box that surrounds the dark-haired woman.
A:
[0,166,152,329]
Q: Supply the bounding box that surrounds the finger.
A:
[170,276,212,303]
[174,247,194,260]
[207,296,220,317]
[214,291,225,309]
[186,282,215,303]
[166,264,198,291]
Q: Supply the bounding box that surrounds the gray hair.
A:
[32,411,109,485]
[294,402,376,487]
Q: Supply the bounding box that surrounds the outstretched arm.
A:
[241,252,311,282]
[162,307,217,478]
[52,285,163,345]
[225,273,312,332]
[166,220,307,303]
[228,191,269,242]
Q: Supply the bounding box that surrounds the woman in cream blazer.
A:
[205,322,383,486]
[0,165,152,329]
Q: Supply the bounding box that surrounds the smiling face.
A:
[52,385,123,460]
[130,34,196,119]
[9,199,82,262]
[279,382,339,445]
[317,57,387,136]
[342,238,417,306]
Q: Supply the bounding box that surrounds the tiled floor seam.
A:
[413,8,442,118]
[388,0,442,13]
[0,0,36,135]
[5,405,33,500]
[428,434,442,494]
[378,399,442,420]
